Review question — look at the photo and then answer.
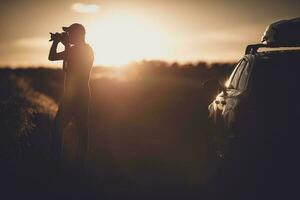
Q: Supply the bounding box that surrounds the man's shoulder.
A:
[85,43,92,48]
[85,44,93,53]
[70,44,92,50]
[85,44,94,60]
[70,44,93,55]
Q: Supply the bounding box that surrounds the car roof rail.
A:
[245,43,300,55]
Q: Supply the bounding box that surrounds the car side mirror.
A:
[202,79,227,95]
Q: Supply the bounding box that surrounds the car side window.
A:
[237,62,250,90]
[230,60,247,89]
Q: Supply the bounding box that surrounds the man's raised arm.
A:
[48,41,66,61]
[48,33,67,61]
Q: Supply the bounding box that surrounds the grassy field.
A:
[0,63,235,199]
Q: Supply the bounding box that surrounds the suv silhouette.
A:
[205,18,300,160]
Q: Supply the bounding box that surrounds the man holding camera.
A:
[48,23,94,169]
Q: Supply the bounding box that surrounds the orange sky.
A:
[0,0,299,67]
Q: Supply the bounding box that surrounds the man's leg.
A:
[74,104,89,170]
[52,105,69,166]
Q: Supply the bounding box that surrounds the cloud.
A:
[13,37,49,48]
[71,3,100,14]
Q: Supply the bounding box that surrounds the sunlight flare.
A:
[86,14,171,66]
[224,79,230,88]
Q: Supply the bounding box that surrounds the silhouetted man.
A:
[48,23,94,169]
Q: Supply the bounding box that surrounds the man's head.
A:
[62,23,86,45]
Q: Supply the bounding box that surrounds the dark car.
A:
[204,18,300,197]
[207,49,300,156]
[205,18,300,161]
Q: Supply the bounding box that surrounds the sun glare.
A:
[224,79,230,88]
[86,14,170,67]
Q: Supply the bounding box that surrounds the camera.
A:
[49,32,69,43]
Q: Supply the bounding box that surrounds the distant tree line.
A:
[0,60,237,83]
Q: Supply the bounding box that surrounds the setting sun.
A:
[86,14,171,66]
